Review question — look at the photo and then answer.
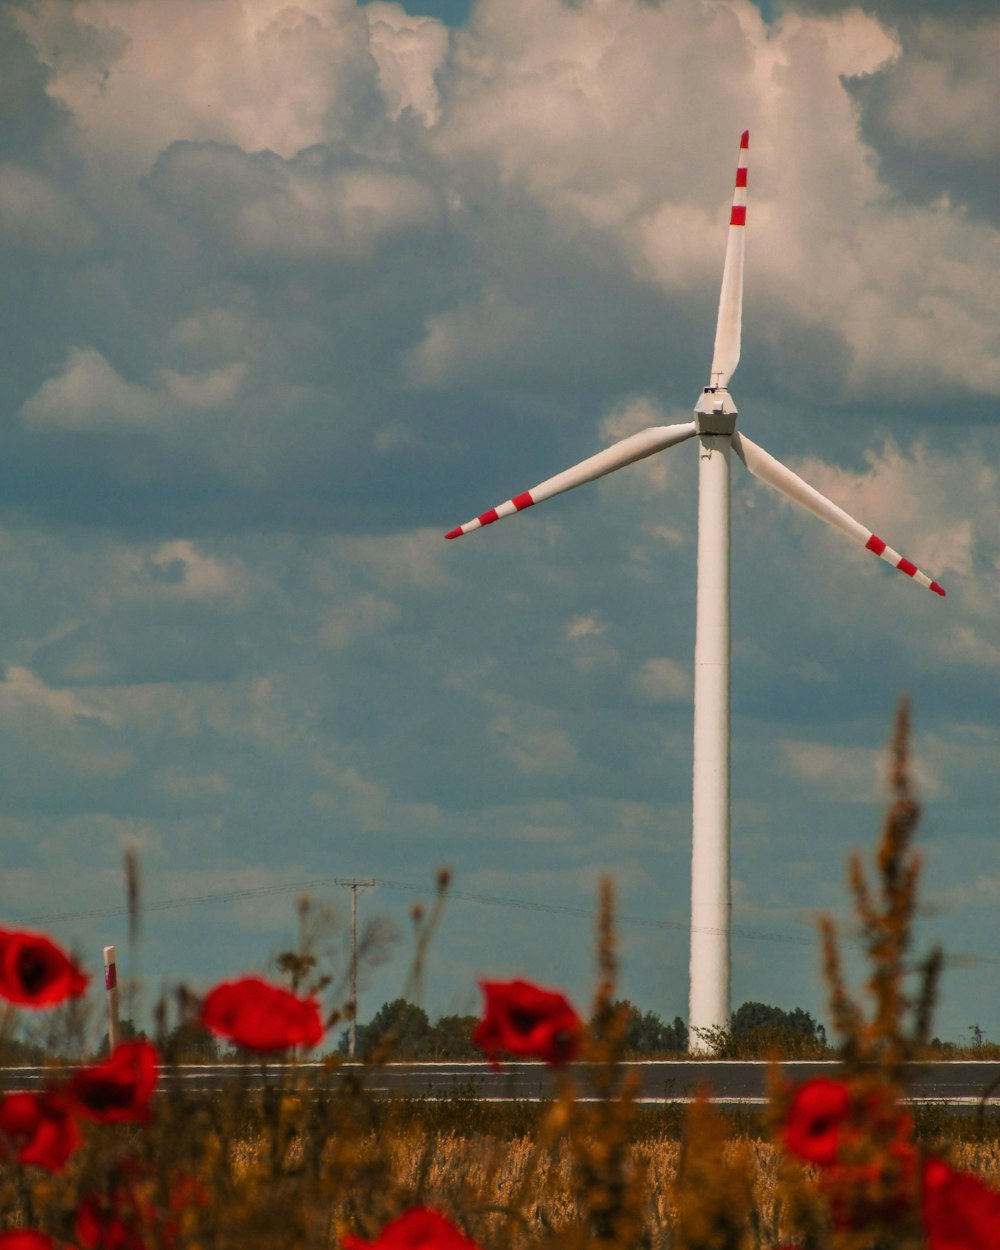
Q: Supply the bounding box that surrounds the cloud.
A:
[14,0,385,170]
[310,755,393,830]
[319,592,401,649]
[566,613,619,674]
[138,541,248,603]
[18,347,246,432]
[434,0,757,229]
[566,614,605,641]
[153,766,232,803]
[844,15,1000,226]
[780,738,882,801]
[598,397,690,499]
[330,529,453,592]
[935,626,1000,672]
[859,18,1000,163]
[158,365,247,411]
[0,164,95,253]
[778,440,1000,666]
[788,441,980,581]
[0,666,131,803]
[745,13,1000,400]
[20,347,159,431]
[631,657,691,705]
[781,733,946,802]
[777,0,1000,33]
[0,664,113,726]
[417,2,1000,404]
[150,142,444,267]
[365,2,450,125]
[11,0,1000,418]
[920,722,1000,796]
[488,708,577,776]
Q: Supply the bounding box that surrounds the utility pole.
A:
[336,878,375,1058]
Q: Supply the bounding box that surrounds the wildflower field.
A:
[2,706,1000,1250]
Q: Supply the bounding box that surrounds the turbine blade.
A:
[732,432,945,596]
[445,422,697,539]
[708,130,749,390]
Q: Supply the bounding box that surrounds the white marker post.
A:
[103,945,120,1052]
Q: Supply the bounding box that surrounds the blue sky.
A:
[2,0,998,1046]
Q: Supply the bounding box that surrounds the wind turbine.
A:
[444,131,945,1050]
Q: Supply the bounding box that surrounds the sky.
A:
[1,0,998,1048]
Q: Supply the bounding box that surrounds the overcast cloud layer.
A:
[1,0,998,1043]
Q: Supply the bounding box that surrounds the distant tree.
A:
[0,1035,46,1065]
[732,1001,824,1043]
[714,1001,827,1057]
[610,1000,688,1054]
[25,993,94,1062]
[354,999,432,1059]
[661,1015,688,1053]
[160,1019,220,1064]
[94,1018,148,1060]
[425,1014,479,1060]
[344,998,693,1059]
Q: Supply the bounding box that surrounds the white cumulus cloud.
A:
[631,656,691,705]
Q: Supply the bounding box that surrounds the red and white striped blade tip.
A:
[731,131,748,223]
[445,492,536,539]
[865,534,945,596]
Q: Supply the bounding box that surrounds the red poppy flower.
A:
[473,979,582,1067]
[76,1194,145,1250]
[198,976,324,1051]
[922,1156,1000,1249]
[68,1041,159,1124]
[825,1137,919,1231]
[75,1159,201,1250]
[0,1233,56,1250]
[782,1077,852,1167]
[342,1207,484,1250]
[0,1090,80,1170]
[0,929,88,1007]
[160,1175,208,1250]
[75,1161,154,1250]
[783,1078,921,1231]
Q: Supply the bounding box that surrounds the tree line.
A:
[7,996,991,1062]
[337,998,828,1060]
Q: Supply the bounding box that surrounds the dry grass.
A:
[217,1111,1000,1250]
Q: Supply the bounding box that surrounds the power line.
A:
[27,877,340,924]
[376,878,817,948]
[24,873,818,949]
[24,873,998,965]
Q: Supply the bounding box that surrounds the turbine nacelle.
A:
[694,386,738,436]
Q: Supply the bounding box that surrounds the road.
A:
[332,1060,1000,1105]
[4,1061,1000,1106]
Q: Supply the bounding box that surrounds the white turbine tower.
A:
[445,131,945,1050]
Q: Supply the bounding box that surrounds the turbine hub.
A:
[694,386,738,435]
